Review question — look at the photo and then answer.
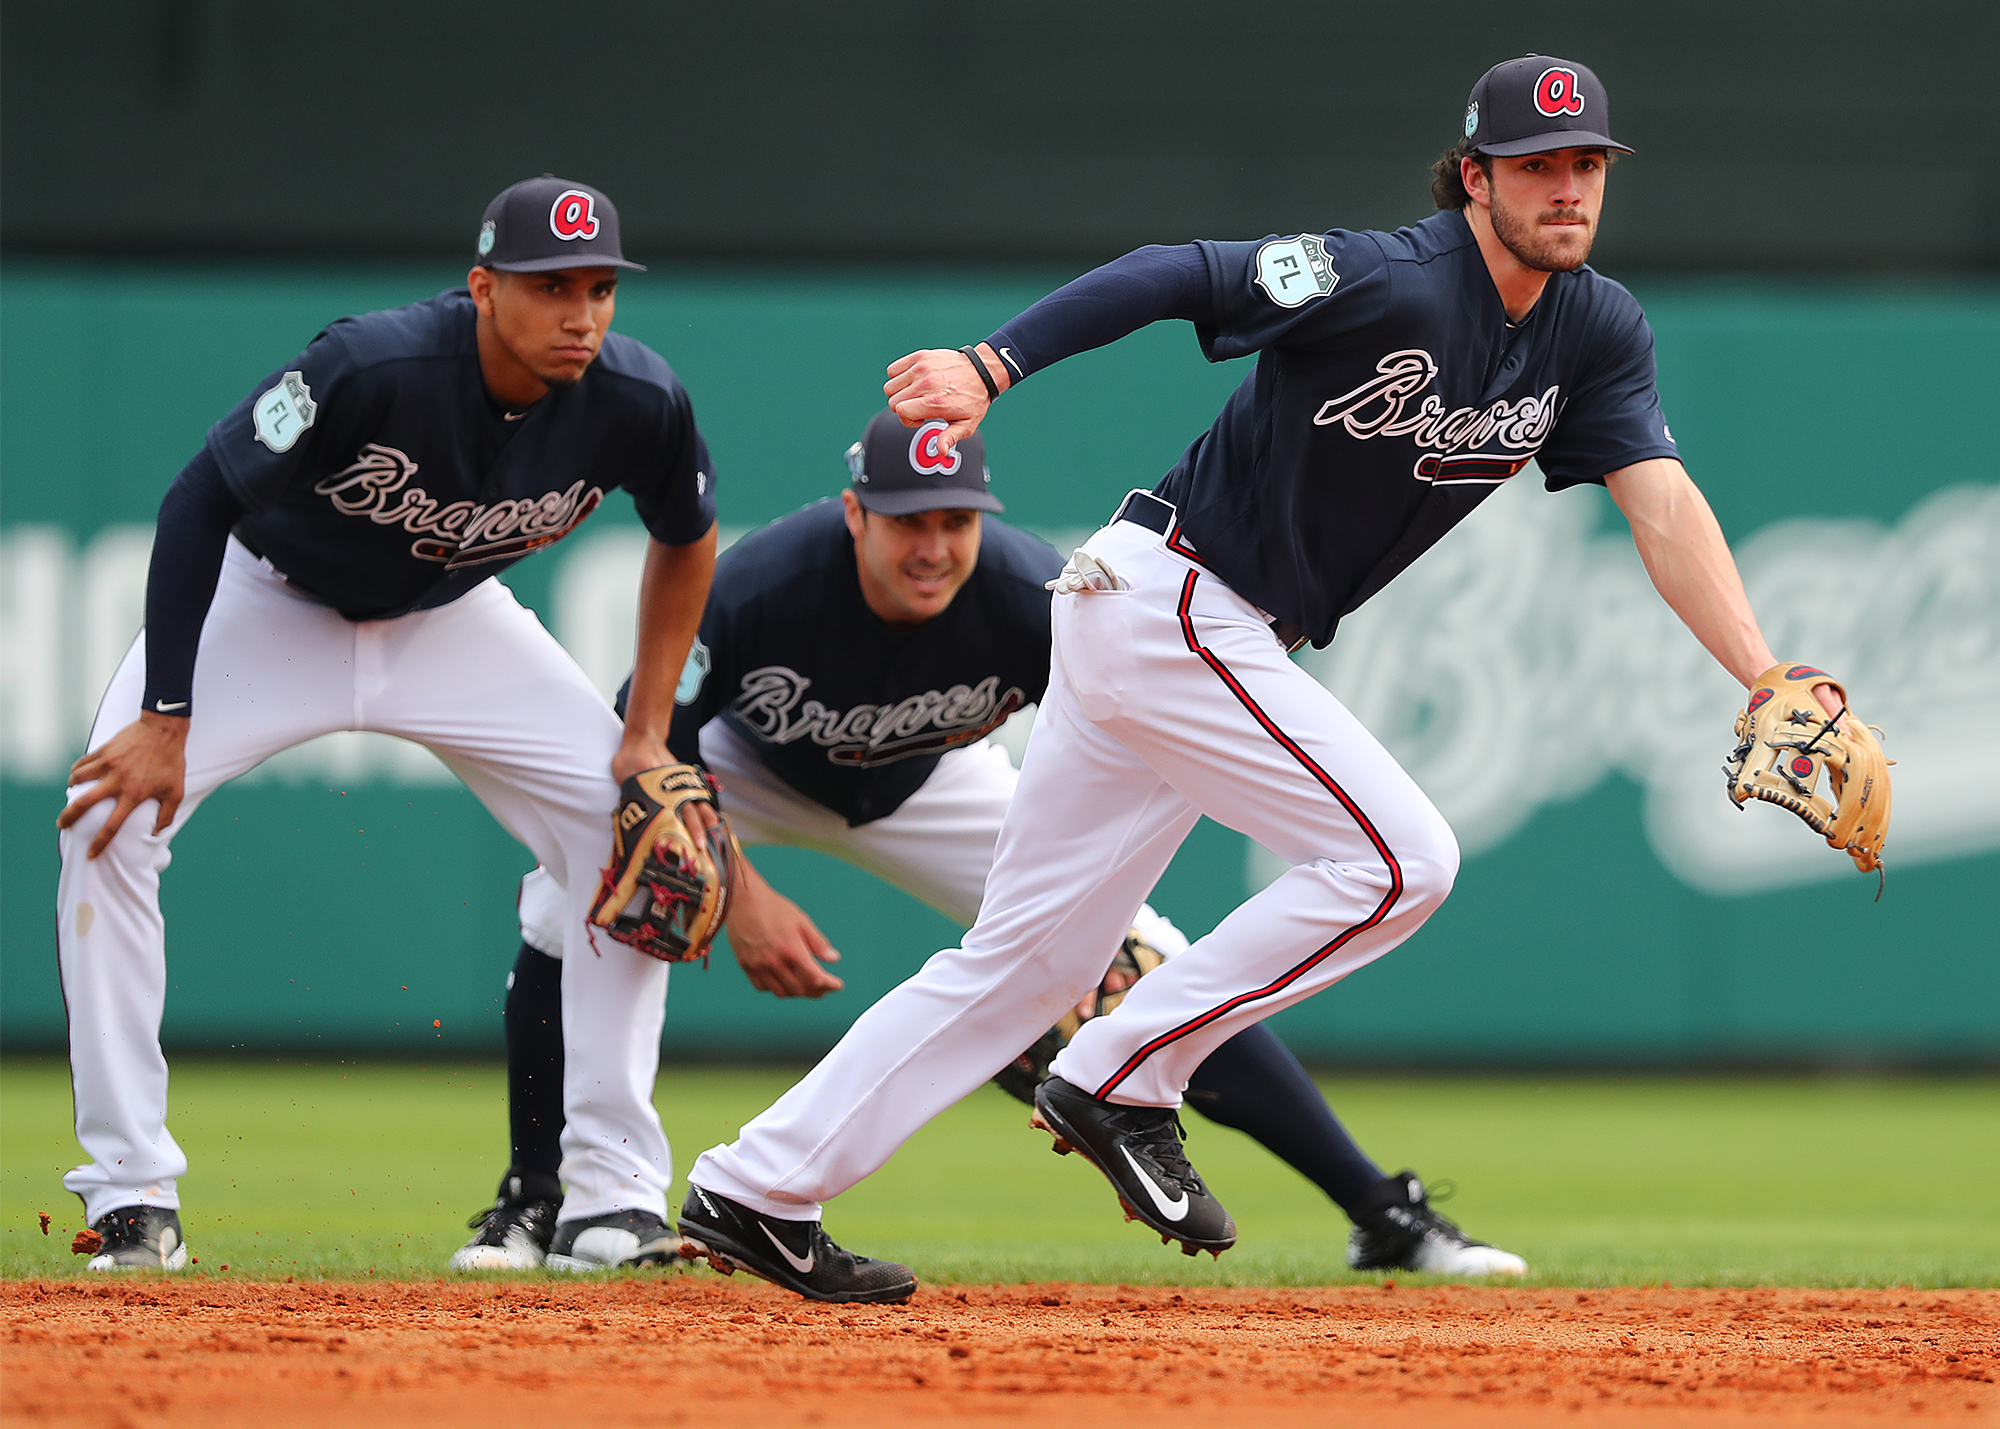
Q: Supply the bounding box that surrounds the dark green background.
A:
[3,1,1995,271]
[2,260,1994,1065]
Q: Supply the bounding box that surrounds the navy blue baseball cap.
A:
[1461,56,1632,157]
[475,175,646,273]
[846,409,1003,516]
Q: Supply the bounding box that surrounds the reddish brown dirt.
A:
[3,1279,1994,1429]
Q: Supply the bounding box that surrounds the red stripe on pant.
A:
[1092,569,1405,1100]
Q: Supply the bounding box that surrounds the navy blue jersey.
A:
[207,290,714,620]
[991,210,1677,647]
[665,499,1061,825]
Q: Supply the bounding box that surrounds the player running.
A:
[55,177,716,1271]
[452,410,1523,1281]
[676,54,1850,1302]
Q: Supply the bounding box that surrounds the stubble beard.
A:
[1490,194,1596,273]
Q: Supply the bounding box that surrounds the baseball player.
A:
[453,410,1524,1280]
[672,55,1848,1303]
[54,176,717,1271]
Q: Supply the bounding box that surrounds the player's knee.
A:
[1396,812,1460,914]
[59,798,160,867]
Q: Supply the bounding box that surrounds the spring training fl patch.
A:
[1254,235,1338,308]
[253,371,318,452]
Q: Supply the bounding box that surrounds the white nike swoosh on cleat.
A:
[1118,1147,1189,1221]
[760,1222,815,1274]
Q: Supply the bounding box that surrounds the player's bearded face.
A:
[1484,150,1605,273]
[845,499,982,626]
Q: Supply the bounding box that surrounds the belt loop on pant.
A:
[1112,489,1175,535]
[1269,618,1307,654]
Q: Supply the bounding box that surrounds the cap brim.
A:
[485,255,648,272]
[1477,131,1633,157]
[853,486,1005,516]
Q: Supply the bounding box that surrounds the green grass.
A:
[3,1058,1995,1287]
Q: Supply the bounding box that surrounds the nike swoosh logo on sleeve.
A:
[998,347,1023,377]
[1119,1147,1189,1220]
[154,701,188,713]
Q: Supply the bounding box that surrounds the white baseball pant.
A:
[57,539,672,1225]
[690,498,1459,1219]
[517,720,1189,974]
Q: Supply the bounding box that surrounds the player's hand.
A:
[725,864,843,998]
[1072,961,1139,1023]
[613,737,719,835]
[884,345,1006,452]
[57,713,191,858]
[1812,682,1848,732]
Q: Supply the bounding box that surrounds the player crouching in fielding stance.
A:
[676,55,1886,1302]
[54,177,718,1270]
[454,411,1522,1282]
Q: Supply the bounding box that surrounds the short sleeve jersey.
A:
[206,290,715,619]
[1157,209,1677,645]
[666,499,1061,825]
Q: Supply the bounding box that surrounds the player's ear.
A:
[1460,155,1491,209]
[467,265,499,315]
[840,488,868,542]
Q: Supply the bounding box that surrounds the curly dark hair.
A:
[1430,140,1492,211]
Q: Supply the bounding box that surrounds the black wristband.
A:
[959,345,1000,401]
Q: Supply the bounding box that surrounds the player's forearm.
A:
[1605,459,1774,688]
[984,244,1214,386]
[142,448,246,718]
[621,526,717,761]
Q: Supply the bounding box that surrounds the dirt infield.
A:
[3,1278,1993,1428]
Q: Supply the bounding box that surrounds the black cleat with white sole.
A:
[677,1185,916,1304]
[81,1205,190,1271]
[450,1173,562,1271]
[1346,1170,1528,1277]
[1032,1075,1236,1256]
[545,1208,680,1271]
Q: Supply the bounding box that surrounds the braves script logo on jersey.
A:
[1534,67,1585,117]
[907,420,962,475]
[731,666,1026,766]
[312,444,604,567]
[549,190,600,240]
[1312,349,1559,485]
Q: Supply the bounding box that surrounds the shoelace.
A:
[466,1198,546,1232]
[1116,1106,1207,1195]
[1398,1179,1477,1242]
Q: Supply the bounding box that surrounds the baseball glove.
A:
[992,926,1168,1104]
[1723,663,1892,884]
[588,765,739,963]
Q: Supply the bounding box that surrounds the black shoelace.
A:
[1113,1106,1207,1195]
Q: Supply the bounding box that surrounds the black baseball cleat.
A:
[677,1184,917,1304]
[544,1208,680,1271]
[449,1173,562,1271]
[1345,1170,1528,1276]
[80,1205,190,1271]
[1031,1075,1236,1256]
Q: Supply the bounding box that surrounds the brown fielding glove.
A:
[992,926,1168,1104]
[589,765,739,963]
[1724,663,1893,883]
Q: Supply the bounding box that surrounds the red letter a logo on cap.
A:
[550,190,600,241]
[1534,67,1585,118]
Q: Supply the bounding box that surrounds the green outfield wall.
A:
[2,259,1996,1065]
